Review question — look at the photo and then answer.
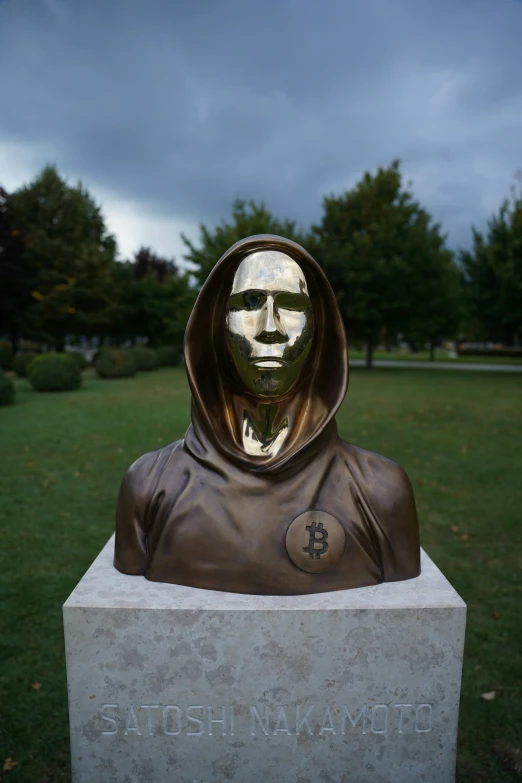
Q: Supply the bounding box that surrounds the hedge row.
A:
[0,369,15,406]
[1,353,83,403]
[94,349,136,378]
[4,348,88,378]
[1,345,182,403]
[0,344,13,371]
[93,345,181,378]
[157,346,181,367]
[133,346,158,372]
[12,352,37,377]
[28,354,82,391]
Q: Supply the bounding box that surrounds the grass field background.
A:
[1,367,521,782]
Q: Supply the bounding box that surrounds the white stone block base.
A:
[64,536,466,783]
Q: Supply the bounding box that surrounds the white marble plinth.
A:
[64,536,466,783]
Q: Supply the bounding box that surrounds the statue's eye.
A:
[275,292,311,311]
[242,291,264,310]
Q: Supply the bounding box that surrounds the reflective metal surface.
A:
[225,250,314,457]
[114,234,421,596]
[285,511,346,574]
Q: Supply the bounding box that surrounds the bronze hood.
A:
[183,234,348,474]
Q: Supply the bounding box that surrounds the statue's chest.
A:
[145,472,380,594]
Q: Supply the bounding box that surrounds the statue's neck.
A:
[241,403,289,458]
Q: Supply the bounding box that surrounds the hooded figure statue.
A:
[114,235,420,595]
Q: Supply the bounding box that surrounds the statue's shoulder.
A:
[340,440,414,503]
[115,440,184,575]
[339,440,420,580]
[119,439,184,504]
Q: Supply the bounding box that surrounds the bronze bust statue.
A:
[114,235,420,595]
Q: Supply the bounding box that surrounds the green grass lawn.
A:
[348,348,522,365]
[1,367,521,782]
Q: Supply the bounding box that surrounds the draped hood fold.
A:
[183,234,348,474]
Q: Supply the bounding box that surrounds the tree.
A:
[9,166,117,350]
[461,188,522,345]
[132,246,178,282]
[0,187,29,352]
[182,199,309,286]
[312,160,459,367]
[108,248,195,348]
[398,245,462,360]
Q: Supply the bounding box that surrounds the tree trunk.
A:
[366,336,374,369]
[55,338,65,353]
[429,340,436,361]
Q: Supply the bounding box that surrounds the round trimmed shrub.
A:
[0,369,15,406]
[94,349,136,379]
[28,353,82,392]
[92,347,110,366]
[157,345,182,367]
[132,346,159,372]
[13,352,37,378]
[68,351,88,371]
[0,343,13,371]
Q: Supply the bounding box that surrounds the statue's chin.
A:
[229,353,303,399]
[254,371,281,395]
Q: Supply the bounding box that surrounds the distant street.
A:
[349,359,522,373]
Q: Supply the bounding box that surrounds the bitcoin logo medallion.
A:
[285,511,346,574]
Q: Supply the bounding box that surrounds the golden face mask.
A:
[225,250,315,398]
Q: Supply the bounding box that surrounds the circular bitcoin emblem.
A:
[285,511,346,574]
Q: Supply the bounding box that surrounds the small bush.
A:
[28,353,82,392]
[92,347,110,366]
[68,351,88,371]
[157,345,182,367]
[0,369,15,406]
[94,349,136,379]
[13,352,37,378]
[132,346,159,372]
[0,343,13,371]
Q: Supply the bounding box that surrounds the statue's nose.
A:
[255,297,287,344]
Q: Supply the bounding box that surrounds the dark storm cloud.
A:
[1,0,521,250]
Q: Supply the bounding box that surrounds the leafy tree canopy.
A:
[182,199,309,286]
[0,186,29,350]
[131,246,178,282]
[8,165,117,349]
[312,160,460,365]
[108,248,195,349]
[461,187,522,344]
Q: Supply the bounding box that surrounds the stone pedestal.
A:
[64,536,466,783]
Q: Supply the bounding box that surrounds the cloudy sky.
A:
[1,0,521,263]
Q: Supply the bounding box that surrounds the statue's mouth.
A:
[251,358,288,369]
